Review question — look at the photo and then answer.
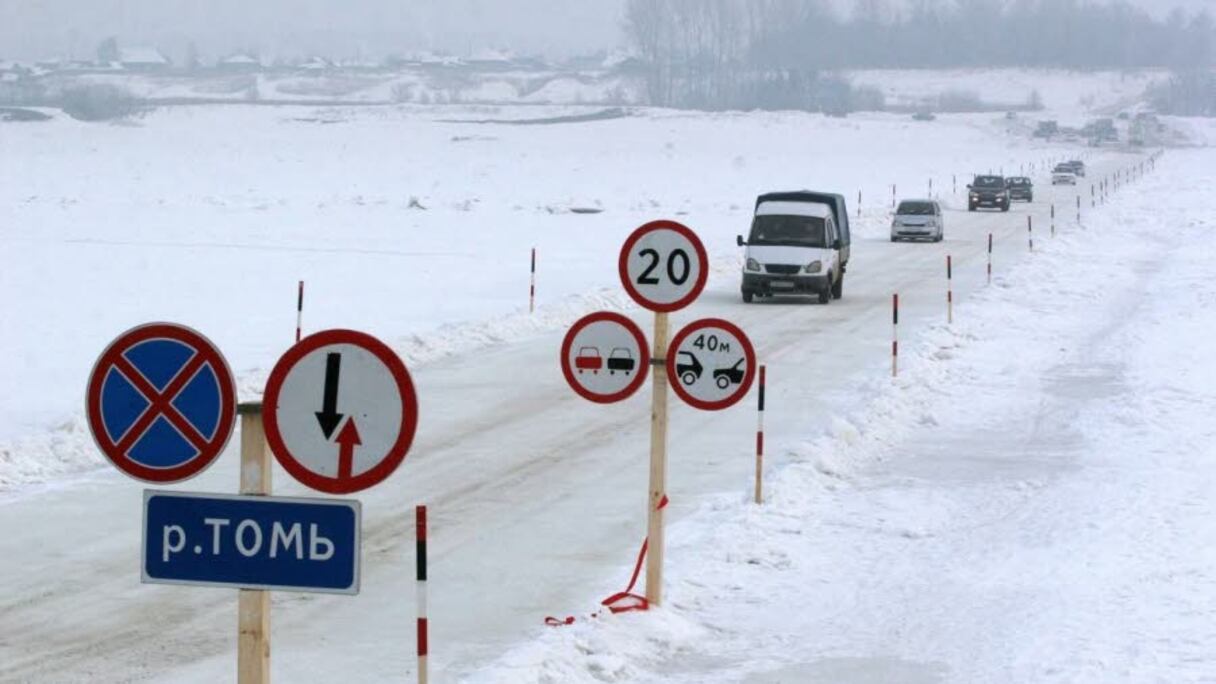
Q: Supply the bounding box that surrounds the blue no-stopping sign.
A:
[86,323,237,483]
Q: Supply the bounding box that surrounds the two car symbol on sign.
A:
[674,351,746,389]
[575,347,637,375]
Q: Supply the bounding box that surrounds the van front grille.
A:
[764,264,802,275]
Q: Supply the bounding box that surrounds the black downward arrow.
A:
[315,352,344,439]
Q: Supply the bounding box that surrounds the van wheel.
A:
[742,291,754,303]
[818,285,831,304]
[831,273,844,299]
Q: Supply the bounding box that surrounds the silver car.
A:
[891,199,944,242]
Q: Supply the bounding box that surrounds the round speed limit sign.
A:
[618,220,709,313]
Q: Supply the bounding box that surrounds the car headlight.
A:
[804,261,822,274]
[969,192,979,198]
[746,258,761,272]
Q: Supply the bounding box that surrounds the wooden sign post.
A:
[645,312,670,605]
[237,402,271,684]
[616,220,709,608]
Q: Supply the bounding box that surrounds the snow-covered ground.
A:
[0,104,1075,486]
[1,99,1203,683]
[468,149,1216,683]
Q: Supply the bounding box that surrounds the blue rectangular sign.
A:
[142,490,360,594]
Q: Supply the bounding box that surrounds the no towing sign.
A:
[666,318,756,411]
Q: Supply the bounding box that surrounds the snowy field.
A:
[1,100,1208,683]
[0,104,1068,485]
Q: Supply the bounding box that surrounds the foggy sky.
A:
[1,0,1212,63]
[0,0,628,62]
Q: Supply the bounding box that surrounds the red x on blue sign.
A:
[86,323,237,483]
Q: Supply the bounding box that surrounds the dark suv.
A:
[968,175,1011,212]
[1005,176,1034,202]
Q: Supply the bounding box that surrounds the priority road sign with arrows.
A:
[263,329,419,494]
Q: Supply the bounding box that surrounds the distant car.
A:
[1005,177,1034,202]
[968,175,1011,212]
[912,111,936,121]
[891,199,944,242]
[1052,169,1078,185]
[1065,160,1086,177]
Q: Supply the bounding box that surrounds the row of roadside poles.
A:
[890,150,1164,378]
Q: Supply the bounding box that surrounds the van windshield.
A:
[748,215,828,248]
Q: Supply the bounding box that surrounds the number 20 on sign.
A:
[619,220,709,313]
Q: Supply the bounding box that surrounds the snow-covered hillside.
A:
[16,66,1165,117]
[847,68,1167,118]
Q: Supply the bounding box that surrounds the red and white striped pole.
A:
[295,280,304,343]
[857,190,862,219]
[891,184,896,210]
[416,505,429,684]
[892,294,899,377]
[946,255,953,324]
[1027,215,1034,252]
[529,248,536,314]
[754,365,766,505]
[987,233,993,285]
[1051,203,1056,237]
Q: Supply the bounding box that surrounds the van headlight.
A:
[804,261,822,274]
[746,258,761,272]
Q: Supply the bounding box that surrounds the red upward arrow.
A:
[335,419,362,480]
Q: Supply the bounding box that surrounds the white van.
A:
[737,192,850,304]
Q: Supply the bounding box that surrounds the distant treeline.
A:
[626,0,1216,110]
